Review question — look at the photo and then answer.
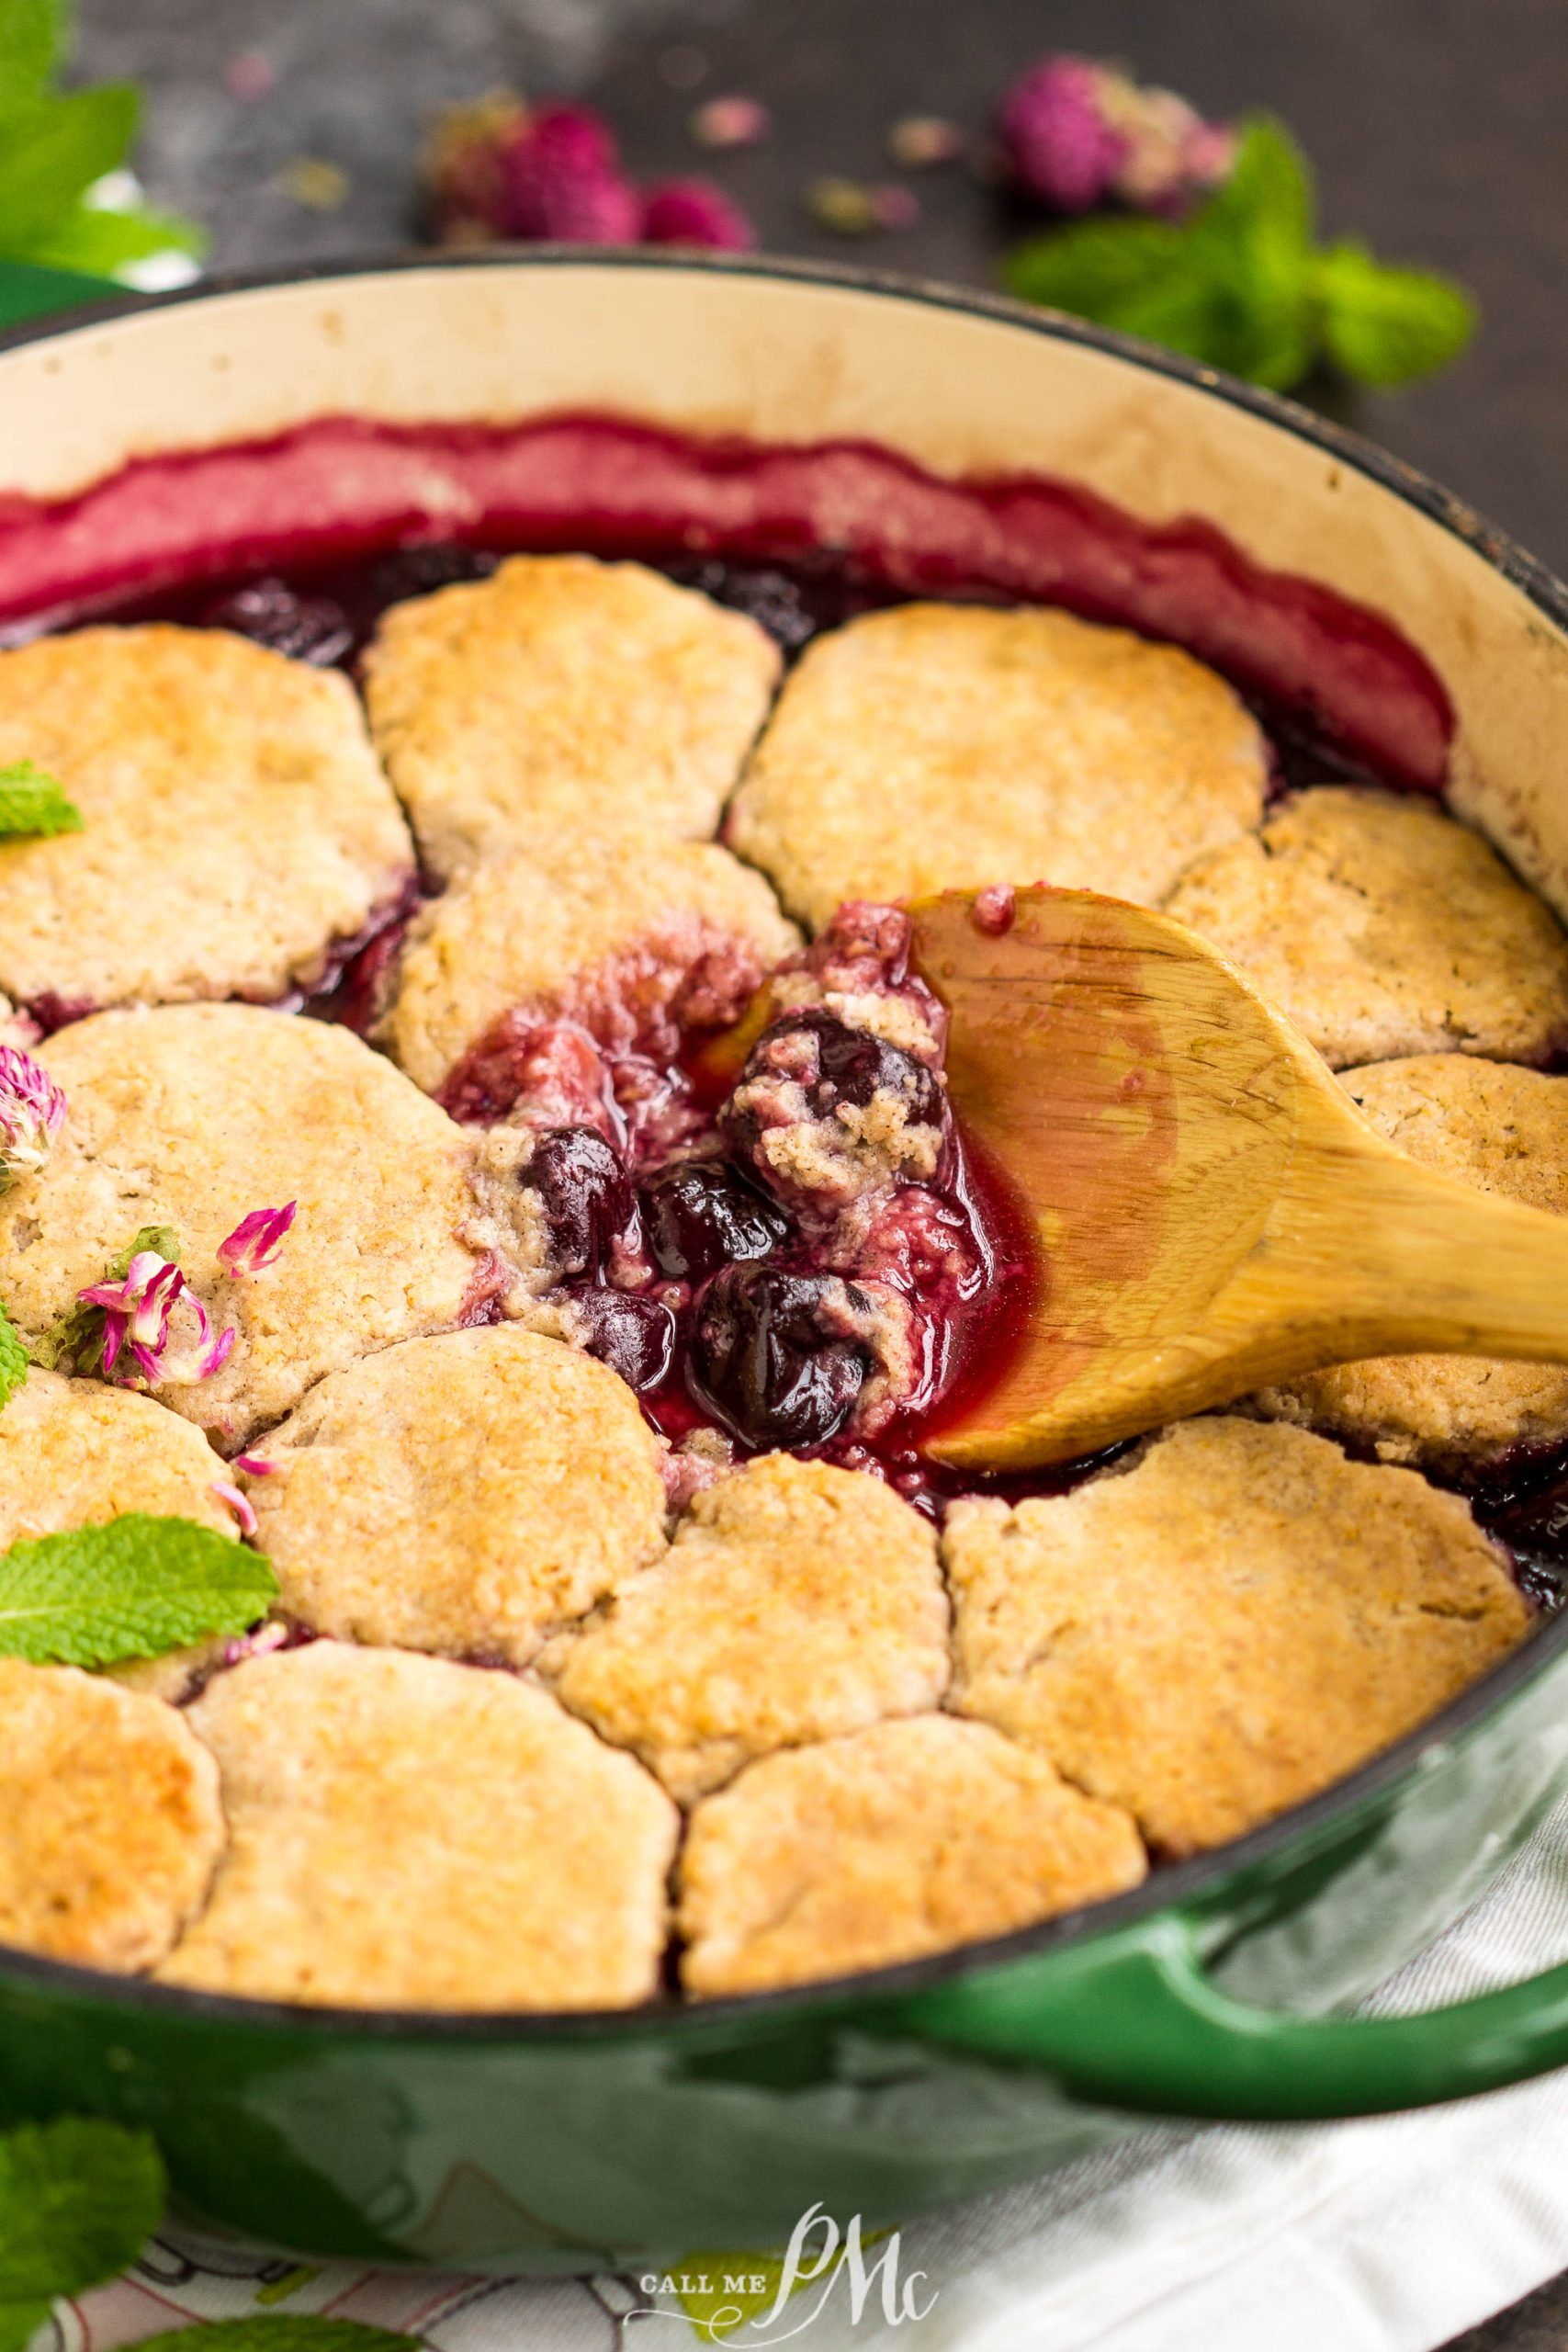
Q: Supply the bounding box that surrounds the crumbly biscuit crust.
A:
[945,1417,1529,1856]
[1164,787,1568,1068]
[549,1452,950,1801]
[158,1643,678,2009]
[726,603,1268,928]
[0,1368,235,1547]
[0,627,412,1012]
[249,1328,669,1664]
[0,1660,224,1971]
[0,1004,492,1447]
[1251,1057,1568,1465]
[363,554,781,878]
[679,1713,1146,1995]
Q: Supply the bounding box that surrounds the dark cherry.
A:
[519,1126,635,1280]
[570,1287,677,1392]
[369,541,500,604]
[639,1157,788,1283]
[688,1264,868,1450]
[198,576,354,665]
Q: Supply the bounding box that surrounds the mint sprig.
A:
[1003,116,1475,393]
[0,1513,277,1667]
[0,0,204,280]
[31,1222,179,1374]
[0,2118,164,2352]
[0,759,83,839]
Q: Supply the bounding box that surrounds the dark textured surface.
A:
[65,2,1568,2340]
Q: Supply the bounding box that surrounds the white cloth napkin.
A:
[59,1792,1568,2352]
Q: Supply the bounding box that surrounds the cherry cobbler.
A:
[0,418,1563,2011]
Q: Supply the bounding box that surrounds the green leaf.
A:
[0,758,83,838]
[1199,113,1314,254]
[1000,109,1472,396]
[0,1304,28,1415]
[1314,239,1477,387]
[1003,214,1180,315]
[0,1513,277,1667]
[133,2325,414,2352]
[0,0,68,123]
[26,197,205,277]
[0,84,139,255]
[0,2117,164,2346]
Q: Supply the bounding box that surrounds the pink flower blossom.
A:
[996,53,1235,217]
[502,104,642,242]
[218,1201,298,1277]
[210,1480,258,1538]
[641,176,756,251]
[77,1250,235,1388]
[996,56,1126,212]
[0,1046,66,1189]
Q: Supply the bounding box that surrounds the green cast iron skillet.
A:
[5,251,1568,2271]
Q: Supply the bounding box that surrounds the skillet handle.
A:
[896,1913,1568,2119]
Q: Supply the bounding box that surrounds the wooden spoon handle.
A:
[1225,1136,1568,1375]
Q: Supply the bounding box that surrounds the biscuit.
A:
[1163,787,1568,1068]
[158,1643,679,2009]
[0,1367,236,1547]
[0,1660,224,1971]
[248,1327,669,1665]
[1251,1057,1568,1466]
[0,626,412,1013]
[549,1453,950,1801]
[945,1417,1529,1855]
[362,555,781,877]
[0,1004,491,1448]
[382,831,798,1099]
[726,603,1268,928]
[678,1714,1146,1995]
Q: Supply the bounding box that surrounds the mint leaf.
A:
[1001,112,1472,394]
[1004,214,1181,315]
[27,198,204,277]
[0,1513,276,1667]
[0,758,83,838]
[0,0,67,123]
[30,1224,180,1374]
[0,2118,164,2352]
[1315,240,1476,387]
[135,2324,413,2352]
[0,84,138,254]
[0,1304,27,1414]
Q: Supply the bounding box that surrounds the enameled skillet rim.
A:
[4,244,1567,2045]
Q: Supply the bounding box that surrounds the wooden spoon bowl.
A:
[911,886,1568,1469]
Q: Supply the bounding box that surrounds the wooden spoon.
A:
[909,885,1568,1470]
